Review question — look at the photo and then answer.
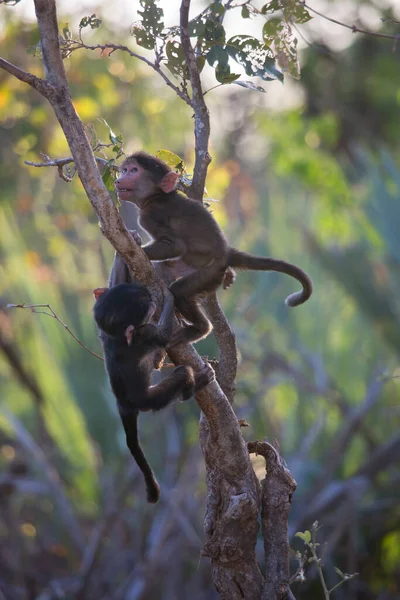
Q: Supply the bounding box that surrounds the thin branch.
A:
[25,155,109,169]
[302,2,400,43]
[0,56,50,95]
[25,154,111,181]
[203,83,223,95]
[5,303,103,361]
[66,41,191,106]
[329,574,359,595]
[180,0,211,199]
[310,525,330,600]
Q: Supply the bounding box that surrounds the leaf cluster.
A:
[130,0,313,92]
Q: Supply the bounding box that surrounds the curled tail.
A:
[228,247,312,307]
[120,412,160,503]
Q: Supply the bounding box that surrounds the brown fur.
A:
[115,152,313,345]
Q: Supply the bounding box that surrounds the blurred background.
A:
[0,1,400,598]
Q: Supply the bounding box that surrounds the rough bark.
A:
[248,442,297,600]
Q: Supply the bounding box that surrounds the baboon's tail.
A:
[228,247,312,307]
[120,412,160,503]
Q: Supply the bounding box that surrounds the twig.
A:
[302,2,400,43]
[5,303,103,361]
[25,154,110,179]
[66,41,191,105]
[306,522,358,598]
[310,524,330,600]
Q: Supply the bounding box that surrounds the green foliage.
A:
[296,530,311,543]
[132,0,164,49]
[263,20,299,79]
[130,0,294,90]
[165,40,189,79]
[294,523,358,596]
[79,14,102,31]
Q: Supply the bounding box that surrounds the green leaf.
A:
[233,80,266,92]
[263,18,284,41]
[102,164,116,193]
[241,6,250,18]
[204,20,226,44]
[98,118,117,142]
[79,14,102,30]
[137,0,164,36]
[165,41,187,78]
[131,24,155,50]
[290,4,312,23]
[261,0,281,14]
[197,55,206,73]
[206,45,229,67]
[215,64,240,84]
[156,149,184,171]
[131,0,164,49]
[263,20,299,79]
[226,36,283,82]
[296,530,311,543]
[63,24,71,40]
[189,16,206,38]
[209,1,225,17]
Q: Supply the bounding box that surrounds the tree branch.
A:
[248,441,297,600]
[25,154,110,182]
[0,57,50,95]
[180,0,211,199]
[31,0,155,286]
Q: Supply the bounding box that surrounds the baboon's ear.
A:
[93,287,108,300]
[160,171,179,193]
